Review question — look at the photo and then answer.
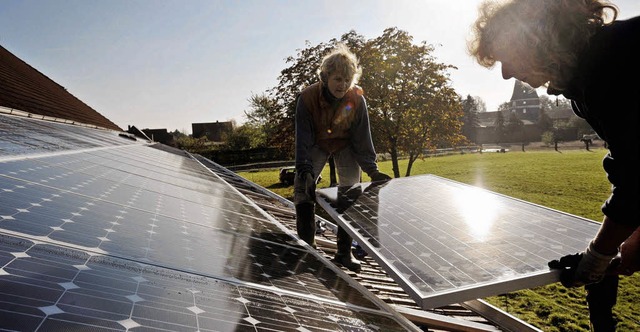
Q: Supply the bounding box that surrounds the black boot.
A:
[333,226,361,272]
[295,202,316,248]
[586,275,618,332]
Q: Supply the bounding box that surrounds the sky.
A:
[1,1,639,134]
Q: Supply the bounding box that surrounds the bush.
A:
[542,131,555,147]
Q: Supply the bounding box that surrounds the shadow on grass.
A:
[266,182,292,190]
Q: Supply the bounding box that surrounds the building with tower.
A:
[506,79,541,122]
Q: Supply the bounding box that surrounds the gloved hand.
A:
[299,170,316,200]
[370,171,391,182]
[548,241,617,288]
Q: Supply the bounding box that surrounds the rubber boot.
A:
[334,226,361,272]
[295,202,316,248]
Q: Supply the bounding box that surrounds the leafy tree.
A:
[568,115,595,139]
[474,96,487,113]
[497,101,512,113]
[505,112,524,142]
[539,94,571,112]
[537,108,554,133]
[359,27,462,178]
[541,131,555,147]
[169,129,188,139]
[245,93,281,148]
[461,95,481,143]
[223,123,267,150]
[245,28,464,176]
[176,136,209,152]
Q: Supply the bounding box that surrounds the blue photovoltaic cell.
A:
[0,234,410,332]
[316,175,601,309]
[0,113,418,331]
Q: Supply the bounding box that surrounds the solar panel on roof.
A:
[315,175,601,309]
[0,112,420,331]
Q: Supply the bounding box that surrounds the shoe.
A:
[333,253,361,273]
[353,241,368,259]
[316,220,326,234]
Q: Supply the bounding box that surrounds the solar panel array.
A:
[316,176,601,309]
[0,113,418,331]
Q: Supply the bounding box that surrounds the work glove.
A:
[369,171,391,182]
[548,240,617,288]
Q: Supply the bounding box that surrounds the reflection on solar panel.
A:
[0,113,419,331]
[316,175,601,309]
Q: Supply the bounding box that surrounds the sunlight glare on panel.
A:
[454,186,501,243]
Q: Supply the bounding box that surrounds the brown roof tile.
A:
[0,45,121,131]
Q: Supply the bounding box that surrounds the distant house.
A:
[192,121,233,142]
[473,80,574,144]
[142,128,174,145]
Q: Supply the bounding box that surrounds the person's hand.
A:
[607,230,640,276]
[548,241,617,287]
[370,171,391,182]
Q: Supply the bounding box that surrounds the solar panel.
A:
[0,113,420,331]
[316,175,601,309]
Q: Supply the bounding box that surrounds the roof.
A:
[509,80,539,103]
[0,45,121,131]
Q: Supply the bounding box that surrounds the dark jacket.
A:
[295,82,379,175]
[557,16,640,225]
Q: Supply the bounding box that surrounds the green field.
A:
[238,149,639,331]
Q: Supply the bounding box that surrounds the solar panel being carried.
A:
[0,112,420,331]
[315,176,601,309]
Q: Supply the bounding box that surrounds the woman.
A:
[468,1,639,330]
[294,43,390,272]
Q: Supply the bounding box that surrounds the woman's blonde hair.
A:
[318,43,362,88]
[467,0,617,90]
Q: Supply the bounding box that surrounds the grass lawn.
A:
[238,148,639,331]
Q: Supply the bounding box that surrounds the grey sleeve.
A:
[295,96,314,174]
[349,96,379,176]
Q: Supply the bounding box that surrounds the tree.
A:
[537,107,554,133]
[541,130,555,147]
[223,123,267,150]
[461,95,481,143]
[245,28,464,175]
[494,111,506,144]
[505,112,524,142]
[474,97,487,113]
[568,115,595,139]
[175,136,209,152]
[497,101,512,113]
[358,27,463,178]
[539,94,571,112]
[245,93,281,148]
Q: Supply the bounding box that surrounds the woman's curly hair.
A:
[318,43,362,88]
[467,0,617,90]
